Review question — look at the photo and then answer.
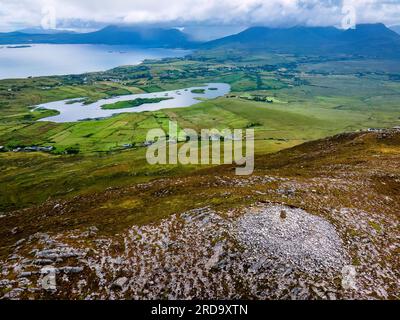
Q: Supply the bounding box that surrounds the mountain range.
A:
[1,23,400,58]
[0,25,194,48]
[204,23,400,58]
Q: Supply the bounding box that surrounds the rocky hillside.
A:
[0,130,399,299]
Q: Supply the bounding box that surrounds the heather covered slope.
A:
[1,130,399,299]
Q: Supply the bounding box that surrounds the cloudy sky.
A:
[0,0,399,33]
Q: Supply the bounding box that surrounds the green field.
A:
[0,50,400,211]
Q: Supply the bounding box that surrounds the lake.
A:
[0,44,189,79]
[35,83,231,123]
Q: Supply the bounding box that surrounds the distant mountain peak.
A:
[391,25,400,35]
[203,23,400,59]
[2,23,400,55]
[17,27,75,35]
[0,25,195,48]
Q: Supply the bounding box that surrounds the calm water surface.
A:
[35,83,231,123]
[0,44,189,79]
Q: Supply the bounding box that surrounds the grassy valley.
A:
[1,53,400,210]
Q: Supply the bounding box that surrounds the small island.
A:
[6,45,32,49]
[66,98,86,105]
[101,97,173,110]
[191,89,206,94]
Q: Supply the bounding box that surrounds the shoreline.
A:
[0,44,190,80]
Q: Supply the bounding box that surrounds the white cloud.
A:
[0,0,399,32]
